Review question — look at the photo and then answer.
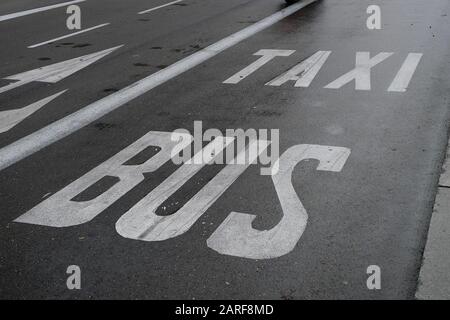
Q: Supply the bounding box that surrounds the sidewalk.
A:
[416,138,450,299]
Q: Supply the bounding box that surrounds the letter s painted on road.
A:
[207,145,351,259]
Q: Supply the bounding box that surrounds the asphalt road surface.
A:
[1,0,450,299]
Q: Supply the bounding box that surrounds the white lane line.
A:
[28,23,109,49]
[0,0,317,172]
[0,0,85,22]
[138,0,183,15]
[0,46,122,94]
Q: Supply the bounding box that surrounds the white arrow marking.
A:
[0,46,122,94]
[28,23,110,49]
[0,90,67,133]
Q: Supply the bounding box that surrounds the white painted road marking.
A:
[207,145,351,259]
[28,23,110,49]
[416,188,450,299]
[325,52,393,90]
[0,46,121,95]
[116,139,266,242]
[225,50,422,91]
[223,49,295,84]
[388,53,423,92]
[0,91,67,133]
[0,0,317,172]
[14,127,350,259]
[15,131,188,227]
[416,141,450,299]
[138,0,184,15]
[0,0,85,22]
[266,50,331,87]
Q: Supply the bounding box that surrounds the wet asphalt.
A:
[0,0,450,299]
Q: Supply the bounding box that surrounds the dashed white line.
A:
[0,0,318,172]
[138,0,183,15]
[28,23,110,49]
[0,0,86,22]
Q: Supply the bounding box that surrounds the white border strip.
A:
[28,23,110,48]
[0,0,85,22]
[138,0,183,15]
[0,0,317,171]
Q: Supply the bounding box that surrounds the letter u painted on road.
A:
[14,131,351,260]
